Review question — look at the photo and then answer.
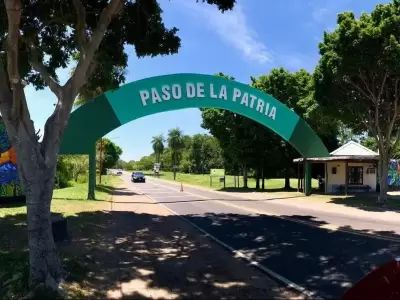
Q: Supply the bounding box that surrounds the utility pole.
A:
[99,138,103,184]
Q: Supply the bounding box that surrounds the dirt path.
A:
[62,180,303,299]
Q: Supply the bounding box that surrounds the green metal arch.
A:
[60,73,329,158]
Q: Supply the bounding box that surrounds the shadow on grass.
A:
[0,196,26,208]
[2,208,400,299]
[329,195,400,213]
[53,185,138,202]
[96,185,138,197]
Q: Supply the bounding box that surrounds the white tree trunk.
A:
[26,174,62,289]
[7,120,63,290]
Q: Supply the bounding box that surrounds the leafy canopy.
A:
[314,0,400,140]
[0,0,235,91]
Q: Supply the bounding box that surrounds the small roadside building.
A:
[293,141,379,195]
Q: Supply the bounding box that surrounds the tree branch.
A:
[377,72,388,101]
[30,46,62,97]
[4,0,21,86]
[72,0,88,52]
[383,78,399,150]
[41,0,125,164]
[0,56,11,107]
[347,77,376,104]
[358,69,376,100]
[4,0,25,124]
[67,0,124,93]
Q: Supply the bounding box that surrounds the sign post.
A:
[210,169,226,188]
[154,162,161,177]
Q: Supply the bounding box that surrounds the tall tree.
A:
[97,138,122,174]
[0,0,236,292]
[251,68,303,189]
[167,127,185,180]
[251,68,339,188]
[151,134,165,164]
[201,73,256,187]
[314,1,400,202]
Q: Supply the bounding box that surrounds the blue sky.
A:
[25,0,386,161]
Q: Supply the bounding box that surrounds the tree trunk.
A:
[156,153,160,164]
[11,125,63,291]
[255,168,260,190]
[173,153,177,180]
[26,174,63,289]
[0,90,74,293]
[261,167,265,190]
[284,168,290,190]
[379,152,389,204]
[242,164,248,188]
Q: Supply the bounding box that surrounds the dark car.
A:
[131,171,146,183]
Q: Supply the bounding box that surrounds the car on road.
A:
[131,171,146,183]
[116,169,123,175]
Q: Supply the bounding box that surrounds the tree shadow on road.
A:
[1,208,400,299]
[329,195,400,213]
[0,210,293,300]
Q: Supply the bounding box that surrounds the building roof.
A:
[293,156,379,163]
[330,141,378,156]
[293,141,379,163]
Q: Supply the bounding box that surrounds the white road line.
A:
[137,184,322,300]
[151,195,191,199]
[142,192,176,195]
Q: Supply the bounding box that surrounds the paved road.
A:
[123,173,400,299]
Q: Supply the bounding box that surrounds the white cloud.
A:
[312,8,328,22]
[178,1,273,64]
[308,0,354,25]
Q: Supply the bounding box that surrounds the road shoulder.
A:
[108,179,303,299]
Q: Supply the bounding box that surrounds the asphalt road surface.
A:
[122,173,400,299]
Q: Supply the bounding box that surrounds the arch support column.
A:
[88,143,96,200]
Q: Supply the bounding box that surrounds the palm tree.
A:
[151,135,165,164]
[167,128,185,180]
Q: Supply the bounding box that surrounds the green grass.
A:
[0,175,122,299]
[146,171,318,191]
[53,175,121,201]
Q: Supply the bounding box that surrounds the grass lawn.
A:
[145,171,318,191]
[0,175,122,299]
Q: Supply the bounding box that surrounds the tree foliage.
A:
[201,70,339,188]
[55,155,89,188]
[151,134,165,164]
[96,138,123,174]
[0,0,236,290]
[167,127,185,179]
[314,0,400,201]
